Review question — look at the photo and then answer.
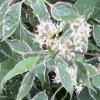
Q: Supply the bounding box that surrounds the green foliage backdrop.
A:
[0,0,100,100]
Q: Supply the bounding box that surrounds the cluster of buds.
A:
[70,17,91,52]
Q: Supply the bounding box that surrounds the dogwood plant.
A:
[0,0,100,100]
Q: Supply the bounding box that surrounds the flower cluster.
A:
[68,66,83,94]
[70,17,91,52]
[35,20,63,49]
[35,17,91,59]
[35,20,75,60]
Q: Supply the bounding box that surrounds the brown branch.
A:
[76,52,100,57]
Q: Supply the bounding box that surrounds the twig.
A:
[76,52,100,57]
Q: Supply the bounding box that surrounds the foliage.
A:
[0,0,100,100]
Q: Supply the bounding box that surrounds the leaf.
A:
[75,61,95,92]
[92,74,100,88]
[0,58,16,94]
[6,39,32,54]
[0,1,10,39]
[0,1,9,23]
[93,24,100,47]
[51,2,78,21]
[0,52,7,62]
[50,86,62,100]
[17,56,45,100]
[35,62,46,87]
[0,41,14,58]
[92,1,100,22]
[85,64,97,77]
[89,87,100,100]
[56,59,73,98]
[27,0,50,21]
[0,0,6,6]
[78,87,94,100]
[12,22,35,44]
[2,2,22,41]
[1,56,38,87]
[88,43,100,52]
[31,91,48,100]
[16,68,35,100]
[74,0,98,19]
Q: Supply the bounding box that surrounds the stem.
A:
[76,52,100,57]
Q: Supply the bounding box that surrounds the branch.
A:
[76,52,100,57]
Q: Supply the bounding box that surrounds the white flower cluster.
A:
[70,17,91,52]
[68,66,83,94]
[35,17,91,59]
[35,20,63,49]
[35,20,75,60]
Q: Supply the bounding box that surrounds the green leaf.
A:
[92,74,100,88]
[35,62,46,87]
[88,43,100,52]
[17,56,45,100]
[0,52,7,62]
[6,39,32,54]
[50,86,62,100]
[1,56,38,87]
[2,2,22,41]
[56,59,73,98]
[93,24,100,47]
[0,58,16,93]
[74,0,98,19]
[0,1,9,23]
[0,1,10,39]
[51,2,78,21]
[85,64,97,77]
[92,1,100,22]
[12,22,35,44]
[93,12,100,23]
[26,0,50,21]
[75,61,95,92]
[31,91,48,100]
[78,87,94,100]
[89,87,100,100]
[0,41,14,58]
[16,68,35,100]
[0,0,6,6]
